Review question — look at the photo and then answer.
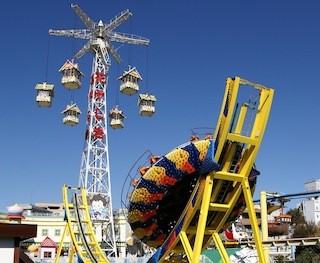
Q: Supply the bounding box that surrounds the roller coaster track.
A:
[55,186,110,263]
[130,77,274,263]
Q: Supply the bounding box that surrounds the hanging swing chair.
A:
[35,81,54,107]
[109,106,125,129]
[118,66,142,96]
[137,93,157,116]
[59,60,84,90]
[61,103,82,126]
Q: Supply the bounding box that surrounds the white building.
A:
[2,203,131,259]
[301,197,320,225]
[299,180,320,224]
[305,179,320,192]
[114,208,131,257]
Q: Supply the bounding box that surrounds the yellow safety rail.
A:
[156,77,274,263]
[55,185,110,263]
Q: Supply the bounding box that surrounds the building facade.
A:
[301,198,320,225]
[299,180,320,224]
[2,203,131,259]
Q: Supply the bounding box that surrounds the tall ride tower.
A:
[49,4,149,256]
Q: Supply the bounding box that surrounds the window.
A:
[42,229,48,236]
[242,213,249,219]
[55,229,61,236]
[43,251,52,258]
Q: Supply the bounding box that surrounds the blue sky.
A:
[1,0,320,213]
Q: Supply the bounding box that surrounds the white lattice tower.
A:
[78,43,117,255]
[48,4,150,258]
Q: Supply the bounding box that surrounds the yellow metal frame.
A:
[157,77,274,263]
[55,185,110,263]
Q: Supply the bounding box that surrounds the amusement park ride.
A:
[35,4,156,262]
[36,4,276,263]
[127,77,274,263]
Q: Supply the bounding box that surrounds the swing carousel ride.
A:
[35,3,156,261]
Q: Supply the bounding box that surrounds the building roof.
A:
[118,66,142,80]
[61,103,82,114]
[40,236,57,248]
[109,106,125,117]
[0,223,37,239]
[34,203,64,214]
[138,93,157,102]
[18,204,53,214]
[35,82,54,91]
[58,59,84,75]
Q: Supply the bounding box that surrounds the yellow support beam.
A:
[191,174,214,262]
[214,171,246,182]
[226,133,258,145]
[212,232,230,263]
[242,178,266,263]
[209,203,231,212]
[234,103,248,134]
[179,231,193,261]
[260,191,270,262]
[213,77,240,163]
[54,221,69,263]
[154,77,274,263]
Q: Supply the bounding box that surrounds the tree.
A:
[274,255,287,263]
[292,221,319,238]
[295,245,320,263]
[287,208,320,262]
[287,208,306,226]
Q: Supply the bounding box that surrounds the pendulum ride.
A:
[127,76,274,263]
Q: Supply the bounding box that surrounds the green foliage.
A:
[295,245,320,263]
[292,221,319,238]
[287,208,320,262]
[287,208,306,226]
[274,255,286,262]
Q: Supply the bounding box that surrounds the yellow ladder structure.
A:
[156,77,274,263]
[55,185,110,263]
